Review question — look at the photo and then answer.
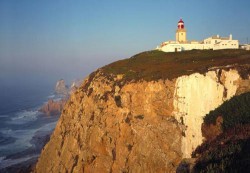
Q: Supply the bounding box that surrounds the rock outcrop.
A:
[55,79,69,96]
[40,79,82,116]
[34,50,250,172]
[39,99,67,116]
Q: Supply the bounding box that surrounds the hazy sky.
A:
[0,0,250,87]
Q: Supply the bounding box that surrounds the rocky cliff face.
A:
[173,69,246,158]
[35,72,182,173]
[34,50,250,173]
[34,66,250,173]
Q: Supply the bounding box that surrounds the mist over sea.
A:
[0,81,60,170]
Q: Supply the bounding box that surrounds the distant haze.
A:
[0,0,250,88]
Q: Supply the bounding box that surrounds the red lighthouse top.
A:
[178,19,184,23]
[177,19,185,29]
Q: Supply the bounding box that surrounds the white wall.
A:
[159,39,239,52]
[160,43,211,52]
[213,40,239,50]
[161,44,182,52]
[241,44,250,50]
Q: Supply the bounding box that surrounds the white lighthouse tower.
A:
[176,19,187,43]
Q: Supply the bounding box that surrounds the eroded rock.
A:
[34,66,250,173]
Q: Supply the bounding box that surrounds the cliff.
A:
[34,49,250,173]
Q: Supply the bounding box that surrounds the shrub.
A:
[203,92,250,131]
[102,49,250,82]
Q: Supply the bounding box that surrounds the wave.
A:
[0,115,8,118]
[0,154,39,169]
[0,156,5,162]
[0,132,16,146]
[0,119,58,158]
[1,120,57,148]
[0,129,13,136]
[9,110,41,125]
[47,94,55,99]
[0,95,59,167]
[53,98,62,102]
[38,121,57,131]
[0,128,37,153]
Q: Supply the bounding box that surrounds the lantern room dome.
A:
[178,19,184,23]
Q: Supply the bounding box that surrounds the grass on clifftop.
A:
[204,92,250,131]
[102,49,250,81]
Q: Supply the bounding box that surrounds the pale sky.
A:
[0,0,250,87]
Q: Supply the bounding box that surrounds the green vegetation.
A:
[193,138,250,173]
[102,49,250,82]
[204,92,250,131]
[191,93,250,172]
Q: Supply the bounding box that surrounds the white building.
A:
[204,35,239,50]
[157,19,239,52]
[240,44,250,50]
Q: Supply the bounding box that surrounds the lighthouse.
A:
[176,19,187,43]
[157,19,239,52]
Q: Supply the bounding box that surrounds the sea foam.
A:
[9,110,41,124]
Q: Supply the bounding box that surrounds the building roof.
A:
[208,35,231,40]
[178,19,184,23]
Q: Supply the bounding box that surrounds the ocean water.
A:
[0,84,60,170]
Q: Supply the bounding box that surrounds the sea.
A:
[0,83,60,171]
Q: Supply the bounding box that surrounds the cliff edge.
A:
[34,49,250,173]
